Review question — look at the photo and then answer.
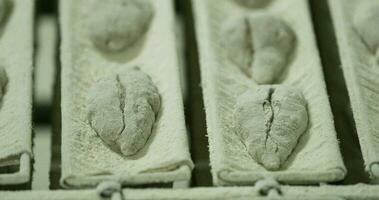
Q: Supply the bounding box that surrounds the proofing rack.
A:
[1,0,379,199]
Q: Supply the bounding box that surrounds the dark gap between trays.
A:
[176,0,213,187]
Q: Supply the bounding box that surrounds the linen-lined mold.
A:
[0,0,33,185]
[193,0,346,185]
[329,0,379,180]
[87,68,160,157]
[60,0,193,188]
[87,0,153,52]
[222,14,296,84]
[234,86,308,171]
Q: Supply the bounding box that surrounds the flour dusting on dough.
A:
[234,85,308,170]
[222,14,296,84]
[87,68,160,156]
[87,0,154,52]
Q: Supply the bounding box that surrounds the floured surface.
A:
[329,0,379,179]
[60,0,193,188]
[0,0,33,178]
[1,190,102,200]
[193,0,345,185]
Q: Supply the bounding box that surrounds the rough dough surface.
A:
[87,69,160,157]
[222,13,296,84]
[87,0,153,52]
[234,86,308,171]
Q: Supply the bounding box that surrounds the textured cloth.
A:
[0,0,33,184]
[2,185,379,200]
[329,0,379,179]
[192,0,346,186]
[1,190,102,200]
[60,0,193,188]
